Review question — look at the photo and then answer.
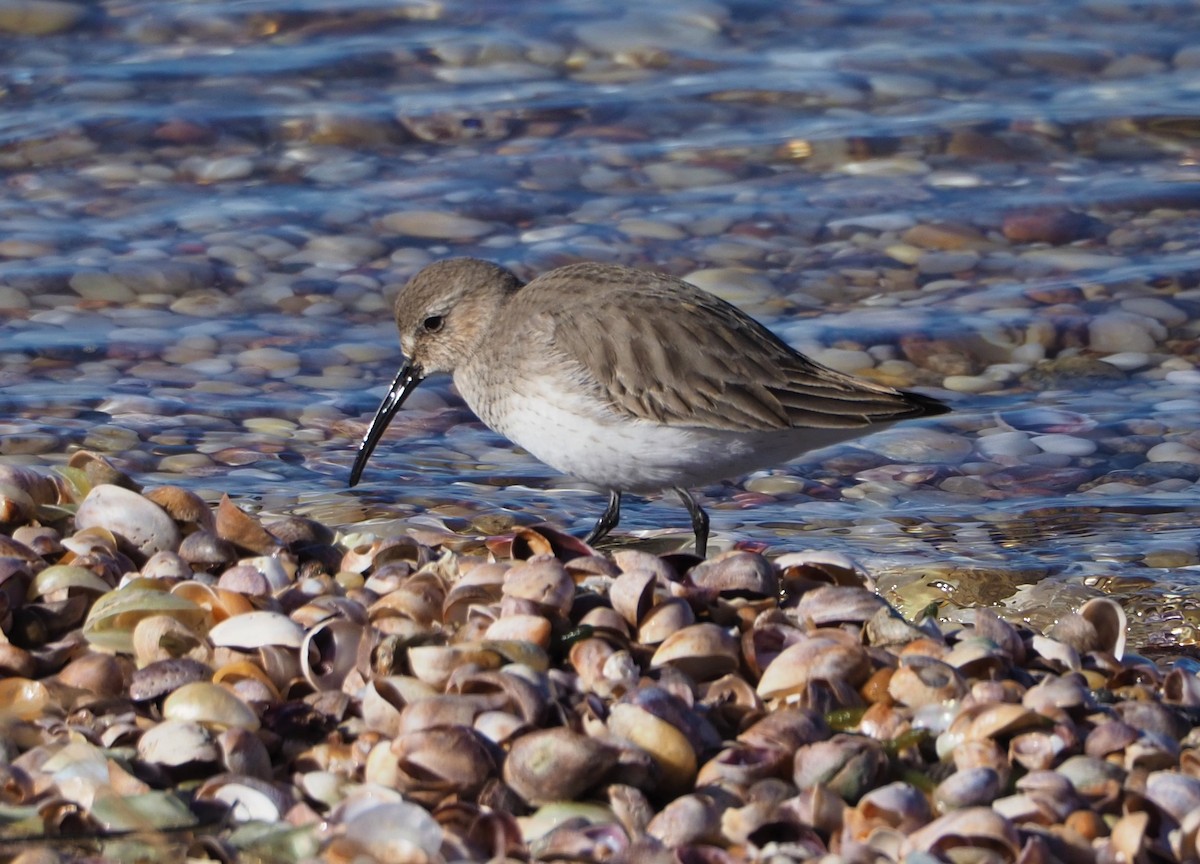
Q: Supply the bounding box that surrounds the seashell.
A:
[934,767,1002,813]
[337,799,444,862]
[83,582,209,655]
[741,615,805,679]
[407,643,501,690]
[900,806,1020,860]
[74,484,180,560]
[637,597,694,645]
[1079,596,1126,660]
[1055,754,1126,802]
[577,604,631,639]
[162,681,260,731]
[844,780,932,844]
[1029,635,1080,672]
[1022,673,1091,716]
[169,581,253,624]
[780,783,847,838]
[178,530,238,570]
[28,565,111,603]
[473,709,528,745]
[217,728,272,781]
[1008,730,1066,772]
[791,585,888,627]
[1046,597,1127,661]
[215,494,281,555]
[501,556,575,619]
[607,700,697,795]
[362,676,438,736]
[1105,811,1149,864]
[137,719,218,768]
[610,568,659,627]
[776,549,869,592]
[937,702,1045,760]
[504,727,618,805]
[196,773,294,823]
[650,622,740,681]
[447,667,545,724]
[688,551,778,598]
[209,611,304,650]
[887,655,967,708]
[756,631,870,703]
[864,605,931,647]
[739,708,830,753]
[237,554,294,592]
[300,618,364,692]
[0,678,53,721]
[794,734,888,802]
[699,673,762,728]
[216,565,271,597]
[368,569,445,625]
[376,725,496,802]
[510,524,596,561]
[0,643,36,679]
[129,657,212,701]
[695,744,789,788]
[647,793,721,847]
[1164,669,1200,707]
[484,613,552,649]
[140,550,193,581]
[144,485,216,532]
[398,694,480,734]
[569,637,622,695]
[211,660,281,703]
[131,614,212,668]
[1144,770,1200,824]
[971,607,1025,664]
[56,651,126,698]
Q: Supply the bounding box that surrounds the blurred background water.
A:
[3,0,1200,643]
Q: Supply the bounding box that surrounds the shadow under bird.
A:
[349,258,948,556]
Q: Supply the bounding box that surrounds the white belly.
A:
[455,372,877,492]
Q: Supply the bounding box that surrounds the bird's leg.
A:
[674,487,709,557]
[585,489,622,546]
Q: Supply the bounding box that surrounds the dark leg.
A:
[674,487,709,557]
[585,489,622,546]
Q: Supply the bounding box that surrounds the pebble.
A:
[743,475,805,495]
[940,374,994,394]
[378,211,494,240]
[1101,352,1152,371]
[1146,442,1200,465]
[1120,297,1187,327]
[643,162,737,188]
[617,219,686,240]
[917,251,980,275]
[75,484,180,557]
[0,0,85,35]
[1030,434,1098,457]
[191,156,255,183]
[870,429,974,464]
[812,348,874,374]
[68,272,136,303]
[976,431,1039,460]
[1088,312,1158,354]
[1021,250,1131,271]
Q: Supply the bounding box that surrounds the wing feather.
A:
[510,264,943,432]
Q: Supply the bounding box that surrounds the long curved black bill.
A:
[348,362,424,487]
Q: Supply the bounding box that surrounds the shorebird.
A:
[349,258,947,556]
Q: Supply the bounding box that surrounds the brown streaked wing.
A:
[518,263,935,433]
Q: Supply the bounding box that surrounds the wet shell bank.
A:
[0,456,1198,863]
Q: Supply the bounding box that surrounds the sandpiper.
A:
[349,258,948,556]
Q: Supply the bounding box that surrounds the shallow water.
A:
[3,0,1200,644]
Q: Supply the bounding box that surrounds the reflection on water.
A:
[3,0,1200,635]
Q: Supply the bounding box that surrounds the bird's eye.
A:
[422,315,445,333]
